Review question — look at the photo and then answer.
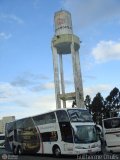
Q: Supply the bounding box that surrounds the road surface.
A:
[0,148,120,160]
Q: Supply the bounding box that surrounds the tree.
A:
[91,92,105,125]
[110,87,120,110]
[72,99,76,108]
[73,87,120,122]
[84,95,92,114]
[105,87,120,117]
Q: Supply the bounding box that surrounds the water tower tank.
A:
[54,10,73,36]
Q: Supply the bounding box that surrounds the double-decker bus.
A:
[5,108,101,156]
[102,117,120,153]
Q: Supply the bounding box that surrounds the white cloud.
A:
[0,13,24,24]
[84,84,112,99]
[0,82,56,119]
[0,81,115,119]
[0,32,12,40]
[8,14,23,24]
[43,82,54,89]
[11,72,50,88]
[91,40,120,63]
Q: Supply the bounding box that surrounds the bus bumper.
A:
[74,147,101,155]
[106,146,120,153]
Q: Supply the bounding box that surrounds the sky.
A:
[0,0,120,119]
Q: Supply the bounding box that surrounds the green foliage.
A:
[84,87,120,125]
[84,95,91,113]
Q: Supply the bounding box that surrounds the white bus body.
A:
[102,117,120,153]
[5,108,101,156]
[0,134,5,148]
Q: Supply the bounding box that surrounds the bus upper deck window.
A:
[56,110,69,122]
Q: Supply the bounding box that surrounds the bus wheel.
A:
[53,146,61,157]
[17,146,23,155]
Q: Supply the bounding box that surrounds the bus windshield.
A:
[74,125,99,143]
[67,109,93,122]
[104,118,120,129]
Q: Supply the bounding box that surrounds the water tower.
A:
[51,10,84,109]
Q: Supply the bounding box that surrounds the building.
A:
[0,116,15,133]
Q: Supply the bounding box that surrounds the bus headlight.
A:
[95,143,101,148]
[75,146,86,149]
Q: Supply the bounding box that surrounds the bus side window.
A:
[9,135,13,142]
[14,129,17,141]
[59,122,73,143]
[33,112,56,125]
[111,119,120,128]
[104,118,120,129]
[50,131,58,142]
[41,131,58,142]
[45,113,56,124]
[56,110,69,122]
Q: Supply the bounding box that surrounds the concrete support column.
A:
[52,44,61,108]
[59,54,66,108]
[75,50,84,108]
[71,41,81,108]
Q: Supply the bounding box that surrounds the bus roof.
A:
[6,107,87,124]
[32,107,87,118]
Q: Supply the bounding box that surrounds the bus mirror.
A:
[95,125,102,135]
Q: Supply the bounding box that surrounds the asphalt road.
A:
[0,149,76,160]
[0,148,120,160]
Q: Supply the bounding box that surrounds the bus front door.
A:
[59,122,74,154]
